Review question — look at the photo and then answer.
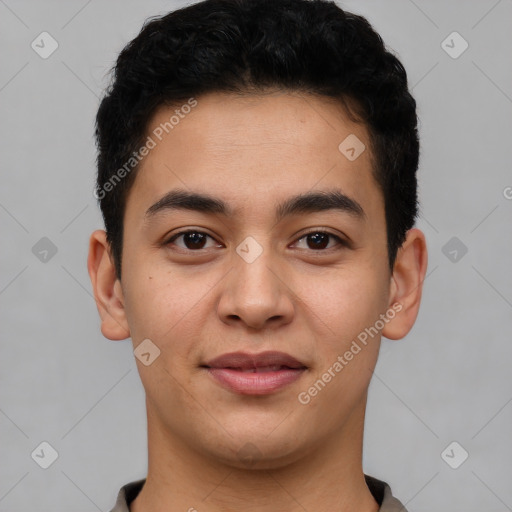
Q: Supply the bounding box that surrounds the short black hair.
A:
[95,0,419,279]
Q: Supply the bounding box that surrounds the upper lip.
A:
[203,351,307,370]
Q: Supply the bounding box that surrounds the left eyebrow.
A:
[275,189,366,223]
[144,188,366,222]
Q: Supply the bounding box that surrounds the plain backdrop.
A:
[1,1,511,511]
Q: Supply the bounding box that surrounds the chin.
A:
[198,426,313,471]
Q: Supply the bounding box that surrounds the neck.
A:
[131,398,379,512]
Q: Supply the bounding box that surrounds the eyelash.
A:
[165,229,348,252]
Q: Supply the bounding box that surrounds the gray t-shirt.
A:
[109,474,407,511]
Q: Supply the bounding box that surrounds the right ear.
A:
[87,230,130,340]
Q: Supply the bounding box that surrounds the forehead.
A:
[125,91,383,225]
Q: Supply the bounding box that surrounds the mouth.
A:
[201,351,308,395]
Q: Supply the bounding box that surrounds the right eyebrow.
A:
[145,189,230,219]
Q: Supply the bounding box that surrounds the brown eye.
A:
[167,231,219,250]
[306,232,330,250]
[294,231,345,251]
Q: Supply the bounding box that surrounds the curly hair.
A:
[95,0,419,278]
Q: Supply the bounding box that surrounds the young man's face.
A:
[91,91,423,468]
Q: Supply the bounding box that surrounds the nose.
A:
[216,246,295,331]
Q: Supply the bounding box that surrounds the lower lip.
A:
[205,368,306,395]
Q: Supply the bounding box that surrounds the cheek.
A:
[296,265,389,351]
[122,272,211,401]
[122,268,209,351]
[295,270,387,429]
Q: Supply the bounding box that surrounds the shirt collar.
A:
[109,474,407,512]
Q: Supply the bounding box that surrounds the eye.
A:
[293,231,346,251]
[166,230,221,250]
[165,229,347,252]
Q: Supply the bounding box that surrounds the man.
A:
[87,0,428,510]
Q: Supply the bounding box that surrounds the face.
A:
[112,91,396,467]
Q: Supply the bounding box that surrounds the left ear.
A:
[382,228,428,340]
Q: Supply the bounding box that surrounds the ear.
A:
[87,230,130,340]
[382,228,428,340]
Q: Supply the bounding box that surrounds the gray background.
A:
[1,0,511,510]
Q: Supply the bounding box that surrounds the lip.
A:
[202,351,308,396]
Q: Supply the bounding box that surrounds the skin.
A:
[88,90,428,512]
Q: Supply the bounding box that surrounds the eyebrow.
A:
[145,188,366,223]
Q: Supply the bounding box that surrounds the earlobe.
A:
[382,228,428,340]
[87,230,130,341]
